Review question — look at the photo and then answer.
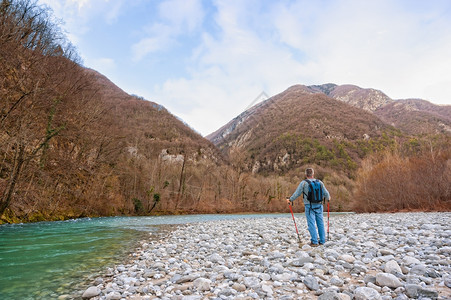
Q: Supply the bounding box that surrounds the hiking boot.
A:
[309,242,319,247]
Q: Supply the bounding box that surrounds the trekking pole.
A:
[327,200,330,241]
[288,201,302,244]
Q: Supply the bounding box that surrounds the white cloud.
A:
[272,0,451,103]
[40,0,451,135]
[131,23,174,61]
[150,1,311,135]
[85,57,117,73]
[68,0,90,10]
[159,0,204,32]
[423,80,451,104]
[131,0,205,60]
[40,0,127,42]
[149,0,451,135]
[63,0,126,21]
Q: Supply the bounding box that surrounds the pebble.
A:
[354,286,382,300]
[385,260,402,274]
[82,286,101,299]
[376,273,403,288]
[77,212,451,299]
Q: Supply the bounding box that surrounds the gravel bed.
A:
[73,212,451,300]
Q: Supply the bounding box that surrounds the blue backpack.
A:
[304,179,323,204]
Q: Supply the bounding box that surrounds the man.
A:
[287,168,330,246]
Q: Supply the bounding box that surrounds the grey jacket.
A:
[289,178,330,205]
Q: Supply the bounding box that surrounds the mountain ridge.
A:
[208,83,450,145]
[208,85,394,177]
[206,82,450,181]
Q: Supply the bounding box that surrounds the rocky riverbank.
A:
[75,212,450,299]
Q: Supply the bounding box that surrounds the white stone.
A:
[231,283,246,292]
[402,256,421,266]
[337,293,351,300]
[324,249,340,259]
[383,227,395,235]
[363,241,377,248]
[261,284,273,296]
[105,291,122,300]
[384,260,402,274]
[243,276,260,288]
[339,254,356,263]
[367,282,382,292]
[375,272,402,288]
[354,286,382,300]
[330,276,344,287]
[193,278,211,291]
[209,253,225,264]
[82,287,101,299]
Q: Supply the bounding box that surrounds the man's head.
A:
[305,168,314,178]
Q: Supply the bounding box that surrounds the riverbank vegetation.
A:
[352,137,450,212]
[1,0,450,224]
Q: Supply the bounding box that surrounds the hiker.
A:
[286,168,331,246]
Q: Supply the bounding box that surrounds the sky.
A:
[39,0,451,136]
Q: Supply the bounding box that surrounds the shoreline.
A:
[73,212,450,299]
[0,211,357,225]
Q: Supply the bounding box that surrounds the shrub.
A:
[352,148,451,212]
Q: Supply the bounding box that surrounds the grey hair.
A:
[305,168,314,177]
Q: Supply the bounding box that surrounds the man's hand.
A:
[286,198,293,205]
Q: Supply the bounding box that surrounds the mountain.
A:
[374,99,451,135]
[207,85,391,175]
[328,84,393,111]
[207,82,451,176]
[308,84,450,135]
[306,83,393,111]
[84,68,220,158]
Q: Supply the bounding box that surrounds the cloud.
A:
[268,0,451,102]
[158,0,205,32]
[69,0,90,10]
[149,1,311,135]
[85,57,117,73]
[131,0,205,60]
[423,80,451,104]
[149,0,451,135]
[65,0,126,22]
[131,24,174,61]
[40,0,127,41]
[40,0,451,136]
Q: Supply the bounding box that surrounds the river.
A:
[0,213,292,299]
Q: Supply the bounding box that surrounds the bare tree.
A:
[0,0,84,215]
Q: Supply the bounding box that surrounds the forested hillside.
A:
[0,0,292,223]
[209,85,392,175]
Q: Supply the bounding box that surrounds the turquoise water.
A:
[0,214,289,299]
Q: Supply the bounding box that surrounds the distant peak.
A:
[307,83,338,95]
